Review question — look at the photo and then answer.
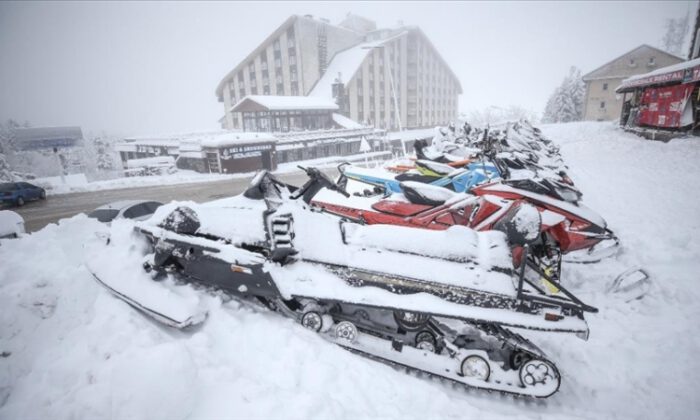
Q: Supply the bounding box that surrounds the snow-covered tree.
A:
[0,149,14,181]
[542,67,585,123]
[661,12,690,56]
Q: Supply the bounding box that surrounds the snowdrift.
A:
[1,122,699,419]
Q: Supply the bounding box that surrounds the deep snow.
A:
[1,121,699,419]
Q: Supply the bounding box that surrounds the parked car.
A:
[0,182,46,207]
[87,200,163,223]
[0,210,26,239]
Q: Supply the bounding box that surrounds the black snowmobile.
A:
[86,168,598,398]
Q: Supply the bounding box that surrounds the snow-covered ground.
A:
[1,121,699,419]
[37,151,392,196]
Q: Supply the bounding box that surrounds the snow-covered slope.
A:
[1,122,699,419]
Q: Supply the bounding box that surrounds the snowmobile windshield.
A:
[88,209,119,223]
[553,185,581,203]
[244,171,288,201]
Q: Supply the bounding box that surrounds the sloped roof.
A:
[309,27,463,99]
[582,44,685,81]
[332,113,364,129]
[230,95,338,112]
[13,126,83,143]
[309,32,407,99]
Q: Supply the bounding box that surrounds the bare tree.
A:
[662,12,690,56]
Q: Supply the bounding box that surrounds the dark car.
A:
[0,182,46,207]
[87,200,163,223]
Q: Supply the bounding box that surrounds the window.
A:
[629,58,636,67]
[603,83,608,91]
[273,39,281,51]
[239,88,246,98]
[289,55,296,66]
[291,82,299,95]
[275,57,282,67]
[248,62,255,73]
[648,56,656,66]
[286,27,295,45]
[600,101,605,109]
[123,204,152,220]
[277,83,284,94]
[238,72,244,82]
[263,86,270,95]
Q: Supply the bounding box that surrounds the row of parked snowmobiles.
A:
[85,121,649,399]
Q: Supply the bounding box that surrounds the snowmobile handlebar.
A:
[295,166,350,203]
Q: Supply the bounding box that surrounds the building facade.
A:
[582,45,684,121]
[216,14,462,131]
[8,126,86,177]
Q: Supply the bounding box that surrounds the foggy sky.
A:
[0,1,694,136]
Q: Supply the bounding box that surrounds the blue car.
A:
[0,182,46,207]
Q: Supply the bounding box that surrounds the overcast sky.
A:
[0,1,694,136]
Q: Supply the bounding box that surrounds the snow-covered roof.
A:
[386,127,436,142]
[274,127,379,144]
[122,130,276,150]
[196,131,276,148]
[332,113,364,129]
[309,32,407,99]
[125,156,175,168]
[230,95,338,112]
[617,58,700,92]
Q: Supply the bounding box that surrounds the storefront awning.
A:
[617,58,700,93]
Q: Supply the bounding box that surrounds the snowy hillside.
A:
[1,122,699,419]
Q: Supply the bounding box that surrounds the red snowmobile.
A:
[313,176,624,291]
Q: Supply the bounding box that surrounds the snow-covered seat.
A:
[414,160,455,176]
[400,181,456,206]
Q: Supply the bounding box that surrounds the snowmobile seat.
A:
[395,172,439,184]
[415,160,455,177]
[370,200,433,217]
[400,181,456,206]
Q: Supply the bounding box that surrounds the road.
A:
[12,170,335,233]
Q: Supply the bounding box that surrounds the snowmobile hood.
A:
[475,183,606,228]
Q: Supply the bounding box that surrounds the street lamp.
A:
[362,44,406,155]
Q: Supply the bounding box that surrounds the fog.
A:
[0,0,693,135]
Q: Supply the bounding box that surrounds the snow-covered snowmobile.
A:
[86,168,599,398]
[315,174,618,284]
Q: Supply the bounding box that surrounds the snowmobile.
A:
[341,161,501,194]
[314,174,618,283]
[341,157,581,204]
[86,168,599,398]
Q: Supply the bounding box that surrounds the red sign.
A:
[637,84,694,128]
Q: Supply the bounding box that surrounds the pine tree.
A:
[542,67,585,123]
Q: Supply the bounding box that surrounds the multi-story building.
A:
[215,14,462,131]
[581,45,683,121]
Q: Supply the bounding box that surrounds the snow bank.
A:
[1,122,699,419]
